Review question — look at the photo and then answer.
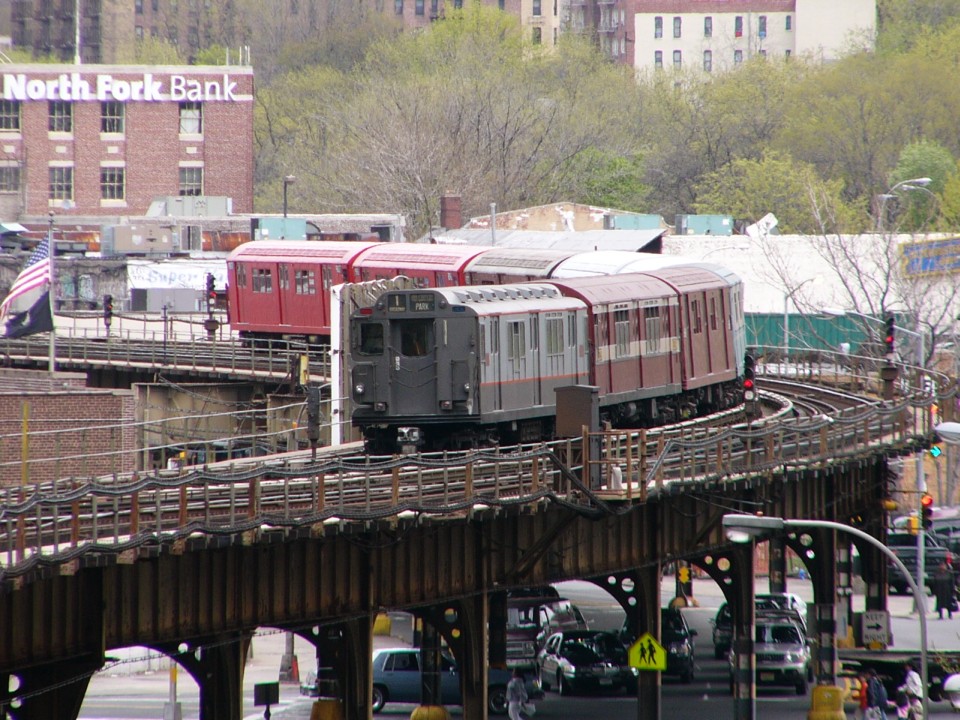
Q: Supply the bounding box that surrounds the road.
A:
[76,576,960,719]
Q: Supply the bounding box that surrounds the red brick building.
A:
[0,64,254,220]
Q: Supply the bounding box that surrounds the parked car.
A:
[619,608,697,683]
[537,630,637,695]
[506,590,589,671]
[370,647,542,715]
[661,607,697,683]
[711,597,795,659]
[728,618,812,695]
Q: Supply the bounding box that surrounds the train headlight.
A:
[440,400,452,410]
[374,402,387,412]
[354,383,365,395]
[463,383,471,393]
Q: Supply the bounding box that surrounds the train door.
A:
[489,317,502,411]
[506,319,530,408]
[388,317,437,416]
[530,317,541,406]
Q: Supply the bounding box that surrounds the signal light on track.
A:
[884,315,896,355]
[744,354,757,401]
[103,294,114,327]
[922,492,934,530]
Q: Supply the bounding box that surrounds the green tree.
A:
[693,152,861,234]
[132,37,186,65]
[888,140,956,230]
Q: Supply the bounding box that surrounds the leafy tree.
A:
[132,37,186,65]
[888,140,955,230]
[693,152,861,234]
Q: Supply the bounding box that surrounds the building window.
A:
[673,16,681,38]
[734,49,743,64]
[654,50,663,68]
[703,50,712,71]
[135,26,144,40]
[654,16,662,38]
[179,101,202,134]
[735,16,743,37]
[0,166,20,192]
[395,0,403,13]
[151,26,158,36]
[431,0,438,13]
[499,0,504,7]
[295,269,316,295]
[179,166,203,196]
[533,0,541,15]
[49,166,73,201]
[786,15,792,30]
[759,15,767,38]
[785,49,792,58]
[673,50,682,67]
[415,0,424,14]
[0,100,20,132]
[532,26,542,44]
[48,101,72,133]
[100,102,124,134]
[704,16,712,37]
[100,166,125,200]
[135,0,143,12]
[152,0,159,9]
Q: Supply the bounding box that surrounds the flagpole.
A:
[47,212,55,373]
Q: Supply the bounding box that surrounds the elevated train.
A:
[348,263,746,453]
[225,240,706,344]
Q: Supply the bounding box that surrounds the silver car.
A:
[729,620,812,695]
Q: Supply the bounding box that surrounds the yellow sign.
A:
[628,633,667,671]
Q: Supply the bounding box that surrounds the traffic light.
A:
[743,354,756,401]
[884,315,896,355]
[103,294,113,326]
[922,492,934,530]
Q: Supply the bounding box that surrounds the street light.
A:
[877,177,932,232]
[283,175,296,218]
[722,514,929,720]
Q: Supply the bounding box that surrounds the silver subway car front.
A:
[350,289,478,454]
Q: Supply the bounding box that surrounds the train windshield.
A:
[358,323,384,355]
[398,319,433,357]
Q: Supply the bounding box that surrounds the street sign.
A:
[628,632,667,671]
[861,610,890,647]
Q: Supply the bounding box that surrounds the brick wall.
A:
[0,373,136,486]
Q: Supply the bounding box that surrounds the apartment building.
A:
[633,0,876,74]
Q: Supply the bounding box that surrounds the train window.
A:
[691,299,703,333]
[252,268,272,293]
[567,314,577,347]
[709,297,718,331]
[530,319,539,350]
[359,323,384,355]
[296,270,316,295]
[235,263,246,288]
[507,321,526,361]
[645,307,661,354]
[279,264,289,291]
[614,310,629,358]
[546,318,563,355]
[399,319,432,356]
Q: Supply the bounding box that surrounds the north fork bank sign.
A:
[2,73,242,102]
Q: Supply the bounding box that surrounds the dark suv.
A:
[886,531,952,594]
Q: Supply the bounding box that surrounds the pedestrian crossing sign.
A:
[628,633,667,671]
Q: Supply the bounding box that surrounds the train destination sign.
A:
[2,72,242,103]
[409,293,436,312]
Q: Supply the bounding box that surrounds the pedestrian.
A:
[866,667,889,720]
[934,561,955,619]
[898,660,923,719]
[506,668,528,720]
[856,669,870,720]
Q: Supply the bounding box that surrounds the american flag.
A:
[0,235,53,337]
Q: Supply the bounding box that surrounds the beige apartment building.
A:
[633,0,876,74]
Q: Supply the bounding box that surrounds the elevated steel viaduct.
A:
[0,336,956,720]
